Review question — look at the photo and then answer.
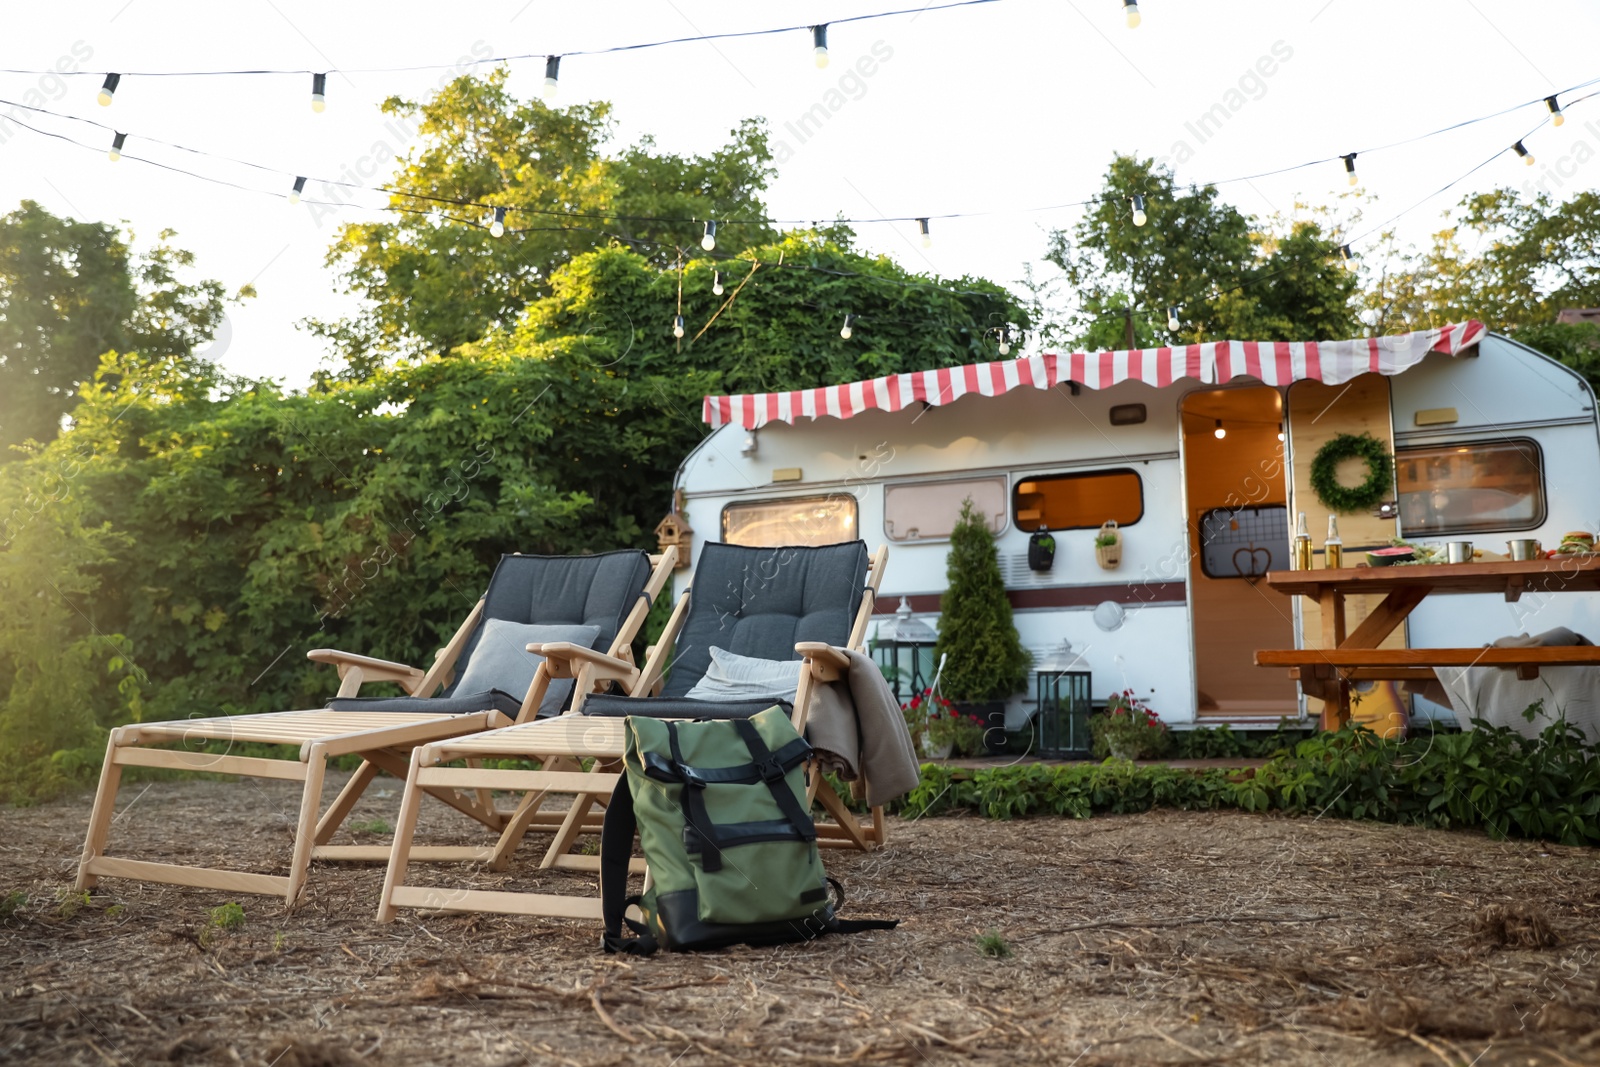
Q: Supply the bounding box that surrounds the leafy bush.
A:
[1170,722,1312,759]
[1088,690,1170,760]
[899,717,1600,847]
[932,500,1030,701]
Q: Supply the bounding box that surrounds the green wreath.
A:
[1310,432,1393,513]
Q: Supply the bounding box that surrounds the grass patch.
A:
[975,929,1012,958]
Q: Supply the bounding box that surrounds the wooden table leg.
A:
[1321,593,1349,728]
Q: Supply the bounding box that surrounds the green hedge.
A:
[900,720,1600,847]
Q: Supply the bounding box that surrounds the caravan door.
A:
[1181,385,1300,719]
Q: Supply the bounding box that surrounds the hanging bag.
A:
[600,705,897,954]
[1095,520,1122,570]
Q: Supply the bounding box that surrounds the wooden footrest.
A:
[83,857,289,897]
[386,884,604,919]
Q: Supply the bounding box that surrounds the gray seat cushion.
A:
[326,549,654,718]
[329,689,524,718]
[660,541,868,699]
[582,693,791,721]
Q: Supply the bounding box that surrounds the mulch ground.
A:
[3,773,1599,1066]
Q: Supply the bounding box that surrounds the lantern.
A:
[1035,639,1092,758]
[871,597,937,702]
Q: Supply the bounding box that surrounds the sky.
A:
[4,0,1599,388]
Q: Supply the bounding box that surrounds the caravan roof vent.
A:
[1109,404,1146,426]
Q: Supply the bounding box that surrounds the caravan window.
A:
[883,477,1007,542]
[1396,439,1545,536]
[1013,469,1143,532]
[722,494,858,547]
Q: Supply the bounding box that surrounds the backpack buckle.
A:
[756,756,786,783]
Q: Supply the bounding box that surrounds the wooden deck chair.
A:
[76,548,674,907]
[376,540,887,923]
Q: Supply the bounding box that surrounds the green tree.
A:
[1045,156,1360,348]
[933,500,1030,701]
[0,201,242,456]
[311,70,779,368]
[1363,189,1600,333]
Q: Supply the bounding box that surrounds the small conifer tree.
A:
[932,499,1031,700]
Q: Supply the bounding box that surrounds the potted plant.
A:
[932,499,1032,754]
[1089,690,1169,761]
[1094,521,1122,570]
[1028,525,1056,571]
[926,705,989,758]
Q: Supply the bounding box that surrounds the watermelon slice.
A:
[1367,546,1415,567]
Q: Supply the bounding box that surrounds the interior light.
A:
[1213,419,1226,440]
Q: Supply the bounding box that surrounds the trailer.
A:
[663,322,1600,735]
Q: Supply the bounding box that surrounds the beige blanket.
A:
[805,647,921,808]
[1430,627,1600,743]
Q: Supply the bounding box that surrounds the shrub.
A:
[932,499,1030,701]
[1088,690,1170,760]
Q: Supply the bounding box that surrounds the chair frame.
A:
[75,549,676,908]
[375,544,888,923]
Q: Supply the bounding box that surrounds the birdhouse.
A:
[654,510,693,568]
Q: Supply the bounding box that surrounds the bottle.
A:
[1293,511,1313,571]
[1324,515,1343,569]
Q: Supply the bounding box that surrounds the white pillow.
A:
[683,646,803,704]
[454,620,602,716]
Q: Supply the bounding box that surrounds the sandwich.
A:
[1555,531,1596,555]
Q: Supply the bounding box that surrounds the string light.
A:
[1123,0,1140,28]
[107,132,125,162]
[1342,153,1358,186]
[1166,307,1180,331]
[1547,95,1564,126]
[998,326,1011,355]
[917,217,931,248]
[289,176,307,204]
[1213,420,1226,440]
[490,206,506,237]
[712,270,724,296]
[812,25,829,68]
[673,314,686,338]
[1339,244,1356,270]
[311,73,326,112]
[97,73,119,107]
[840,313,855,339]
[1513,140,1534,165]
[1130,195,1147,226]
[542,56,560,101]
[1277,425,1286,442]
[701,220,717,251]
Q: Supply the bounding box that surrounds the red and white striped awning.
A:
[702,320,1487,429]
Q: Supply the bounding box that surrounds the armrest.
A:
[795,641,851,673]
[307,649,427,697]
[529,642,640,684]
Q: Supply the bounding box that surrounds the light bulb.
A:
[1547,95,1564,127]
[1213,420,1226,440]
[490,206,506,237]
[289,176,306,204]
[108,132,125,162]
[1131,194,1147,227]
[1340,244,1356,271]
[1277,427,1286,442]
[840,313,855,340]
[712,270,724,296]
[673,315,686,339]
[311,73,326,112]
[997,327,1011,355]
[1166,307,1180,332]
[1123,0,1141,28]
[917,217,931,248]
[1514,140,1534,166]
[812,25,829,68]
[97,73,120,107]
[542,56,560,101]
[1343,153,1358,187]
[701,220,716,252]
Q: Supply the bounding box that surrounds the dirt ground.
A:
[3,773,1599,1067]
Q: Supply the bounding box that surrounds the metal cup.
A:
[1507,538,1542,561]
[1446,541,1474,564]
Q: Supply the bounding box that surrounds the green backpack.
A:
[600,706,897,954]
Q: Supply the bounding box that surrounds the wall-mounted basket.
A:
[1094,520,1122,571]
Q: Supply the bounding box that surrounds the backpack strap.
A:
[731,718,818,845]
[599,775,656,956]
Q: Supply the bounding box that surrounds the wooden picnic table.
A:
[1253,556,1600,729]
